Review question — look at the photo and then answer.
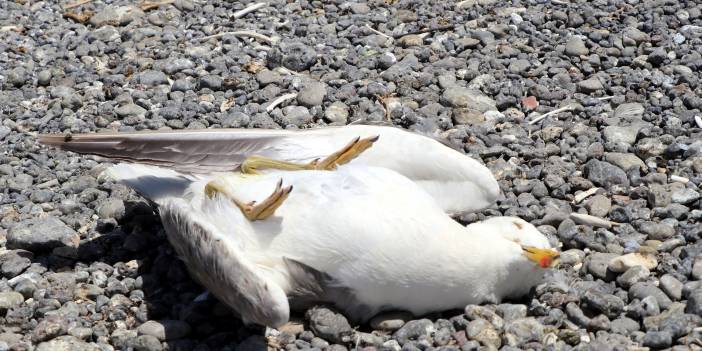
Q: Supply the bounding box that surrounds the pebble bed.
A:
[2,0,702,350]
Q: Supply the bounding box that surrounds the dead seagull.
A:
[39,125,499,216]
[97,161,558,328]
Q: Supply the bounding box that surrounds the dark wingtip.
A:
[37,133,70,146]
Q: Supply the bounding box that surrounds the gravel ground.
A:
[2,0,702,350]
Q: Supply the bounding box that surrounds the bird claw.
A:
[312,135,379,171]
[239,136,379,174]
[205,178,293,221]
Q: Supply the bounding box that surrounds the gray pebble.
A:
[585,253,619,280]
[283,106,313,126]
[324,101,349,125]
[616,266,650,289]
[565,36,589,56]
[7,67,27,87]
[584,160,629,187]
[35,335,99,351]
[639,221,675,240]
[370,311,412,332]
[137,320,190,341]
[306,307,353,344]
[115,103,147,119]
[7,217,79,252]
[629,283,672,310]
[643,331,672,349]
[133,335,163,351]
[256,70,282,85]
[604,153,645,172]
[137,70,169,86]
[495,304,527,322]
[0,292,24,314]
[659,274,682,301]
[297,82,327,107]
[502,318,543,347]
[32,315,68,343]
[97,198,126,220]
[442,87,496,112]
[465,319,501,348]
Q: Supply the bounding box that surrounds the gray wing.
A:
[39,129,295,173]
[160,200,291,327]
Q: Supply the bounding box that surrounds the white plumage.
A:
[105,163,555,327]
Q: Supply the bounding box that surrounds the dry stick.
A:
[200,30,278,44]
[266,93,298,112]
[393,24,456,39]
[63,11,93,23]
[570,213,618,229]
[63,0,94,10]
[670,175,689,184]
[233,2,266,19]
[140,0,175,11]
[0,26,24,33]
[365,24,393,41]
[528,103,576,125]
[573,187,599,204]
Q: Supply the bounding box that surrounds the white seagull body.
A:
[105,163,556,327]
[39,125,499,216]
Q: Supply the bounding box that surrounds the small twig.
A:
[266,93,298,112]
[63,0,94,9]
[200,30,278,44]
[139,0,175,11]
[0,26,24,33]
[36,179,59,189]
[670,175,689,184]
[570,213,619,229]
[573,187,599,204]
[596,96,615,101]
[62,11,93,23]
[274,66,304,77]
[392,24,456,39]
[528,103,576,125]
[365,24,393,41]
[233,2,266,19]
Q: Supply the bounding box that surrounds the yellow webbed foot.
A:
[313,135,379,171]
[239,135,379,174]
[205,178,293,221]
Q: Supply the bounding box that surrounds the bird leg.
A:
[240,135,379,174]
[205,179,293,221]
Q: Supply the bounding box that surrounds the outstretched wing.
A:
[39,129,294,173]
[41,125,500,215]
[160,200,291,327]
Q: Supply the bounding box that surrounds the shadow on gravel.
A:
[41,199,268,349]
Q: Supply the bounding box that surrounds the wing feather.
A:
[160,200,291,327]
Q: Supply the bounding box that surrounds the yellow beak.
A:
[522,246,560,268]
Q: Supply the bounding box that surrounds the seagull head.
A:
[468,216,560,268]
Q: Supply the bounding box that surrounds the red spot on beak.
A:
[539,256,551,268]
